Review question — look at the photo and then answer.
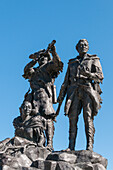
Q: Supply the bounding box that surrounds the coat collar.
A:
[68,54,99,64]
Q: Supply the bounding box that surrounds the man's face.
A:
[22,102,32,116]
[38,55,48,66]
[77,40,89,54]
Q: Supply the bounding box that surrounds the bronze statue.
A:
[22,40,63,150]
[57,39,104,151]
[0,39,108,170]
[13,101,46,147]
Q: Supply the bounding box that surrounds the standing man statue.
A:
[57,39,104,151]
[23,40,63,150]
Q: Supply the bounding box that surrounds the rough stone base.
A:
[0,137,108,170]
[46,151,107,170]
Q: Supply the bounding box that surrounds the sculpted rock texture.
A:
[0,139,107,170]
[0,137,50,169]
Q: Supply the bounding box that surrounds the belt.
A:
[70,78,91,87]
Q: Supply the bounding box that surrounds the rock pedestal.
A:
[46,151,107,170]
[0,137,108,170]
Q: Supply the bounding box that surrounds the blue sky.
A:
[0,0,113,169]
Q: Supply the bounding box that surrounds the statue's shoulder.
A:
[68,57,78,65]
[87,54,100,60]
[13,116,22,124]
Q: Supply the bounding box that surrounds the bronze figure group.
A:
[13,39,103,151]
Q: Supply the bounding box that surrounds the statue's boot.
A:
[68,132,77,151]
[38,135,45,147]
[86,125,95,151]
[86,136,93,151]
[46,135,54,151]
[46,120,54,151]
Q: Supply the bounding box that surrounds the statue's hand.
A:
[52,116,57,123]
[34,57,39,62]
[79,65,91,77]
[57,96,63,104]
[79,65,86,74]
[49,45,56,54]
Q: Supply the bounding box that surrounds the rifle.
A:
[29,40,56,60]
[46,40,56,53]
[56,102,62,116]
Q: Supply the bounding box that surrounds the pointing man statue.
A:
[57,39,104,151]
[23,40,63,150]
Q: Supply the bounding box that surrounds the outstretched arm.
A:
[47,45,63,74]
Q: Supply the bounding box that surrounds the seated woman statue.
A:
[13,101,46,147]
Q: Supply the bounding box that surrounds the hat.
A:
[29,49,52,61]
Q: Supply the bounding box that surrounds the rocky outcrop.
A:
[0,137,108,170]
[47,151,107,170]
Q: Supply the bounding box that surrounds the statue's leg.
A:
[38,133,45,147]
[68,95,82,151]
[45,119,54,150]
[83,93,95,151]
[25,128,33,141]
[35,128,45,147]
